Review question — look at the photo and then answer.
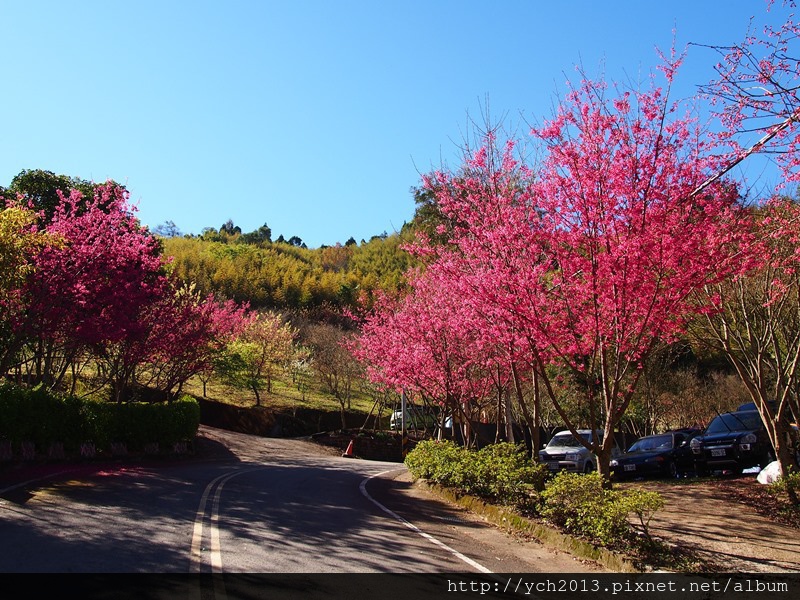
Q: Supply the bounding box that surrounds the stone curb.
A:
[413,478,642,573]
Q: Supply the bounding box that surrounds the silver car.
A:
[539,429,619,473]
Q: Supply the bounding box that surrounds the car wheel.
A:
[583,461,594,474]
[667,460,679,479]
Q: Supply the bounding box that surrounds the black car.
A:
[690,409,774,475]
[611,429,701,480]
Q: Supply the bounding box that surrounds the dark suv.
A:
[690,409,774,475]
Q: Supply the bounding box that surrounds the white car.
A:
[539,429,620,473]
[389,406,437,430]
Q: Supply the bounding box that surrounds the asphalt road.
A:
[0,425,605,576]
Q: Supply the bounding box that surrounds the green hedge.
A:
[405,440,549,511]
[0,383,200,457]
[404,440,665,550]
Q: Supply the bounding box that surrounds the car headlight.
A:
[690,438,702,453]
[741,433,757,444]
[565,452,580,461]
[610,459,618,467]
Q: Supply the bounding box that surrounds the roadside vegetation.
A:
[0,382,199,459]
[403,439,704,571]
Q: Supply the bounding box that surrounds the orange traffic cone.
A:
[342,440,355,458]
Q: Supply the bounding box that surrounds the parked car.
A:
[538,429,622,474]
[737,402,800,467]
[690,409,774,475]
[611,428,702,480]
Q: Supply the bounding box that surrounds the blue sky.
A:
[0,1,791,248]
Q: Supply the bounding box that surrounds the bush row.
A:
[404,439,663,548]
[404,440,549,511]
[0,383,200,457]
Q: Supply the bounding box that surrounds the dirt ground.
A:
[626,474,800,573]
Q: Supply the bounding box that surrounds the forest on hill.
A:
[161,221,416,312]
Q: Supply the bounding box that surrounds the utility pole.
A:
[401,389,408,459]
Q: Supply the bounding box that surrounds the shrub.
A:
[405,439,467,488]
[619,488,665,541]
[540,471,629,546]
[0,383,200,457]
[464,443,548,510]
[540,471,665,548]
[404,440,548,511]
[768,468,800,504]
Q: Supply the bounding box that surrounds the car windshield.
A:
[706,412,762,434]
[627,434,672,453]
[547,432,593,448]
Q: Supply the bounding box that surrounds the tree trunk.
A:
[510,363,538,458]
[774,435,799,505]
[495,376,503,443]
[532,369,541,454]
[504,386,515,443]
[597,441,614,489]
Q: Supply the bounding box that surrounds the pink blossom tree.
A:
[690,1,800,493]
[353,265,495,445]
[133,281,252,400]
[21,182,167,395]
[696,0,800,190]
[420,66,751,482]
[3,180,254,404]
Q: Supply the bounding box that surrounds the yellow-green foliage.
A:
[162,231,416,310]
[0,205,58,298]
[540,471,664,547]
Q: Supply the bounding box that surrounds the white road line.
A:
[194,466,491,577]
[359,469,492,574]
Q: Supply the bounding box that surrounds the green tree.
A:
[240,223,272,245]
[216,312,296,405]
[1,169,117,224]
[220,219,241,237]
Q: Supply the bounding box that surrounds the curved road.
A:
[0,425,605,575]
